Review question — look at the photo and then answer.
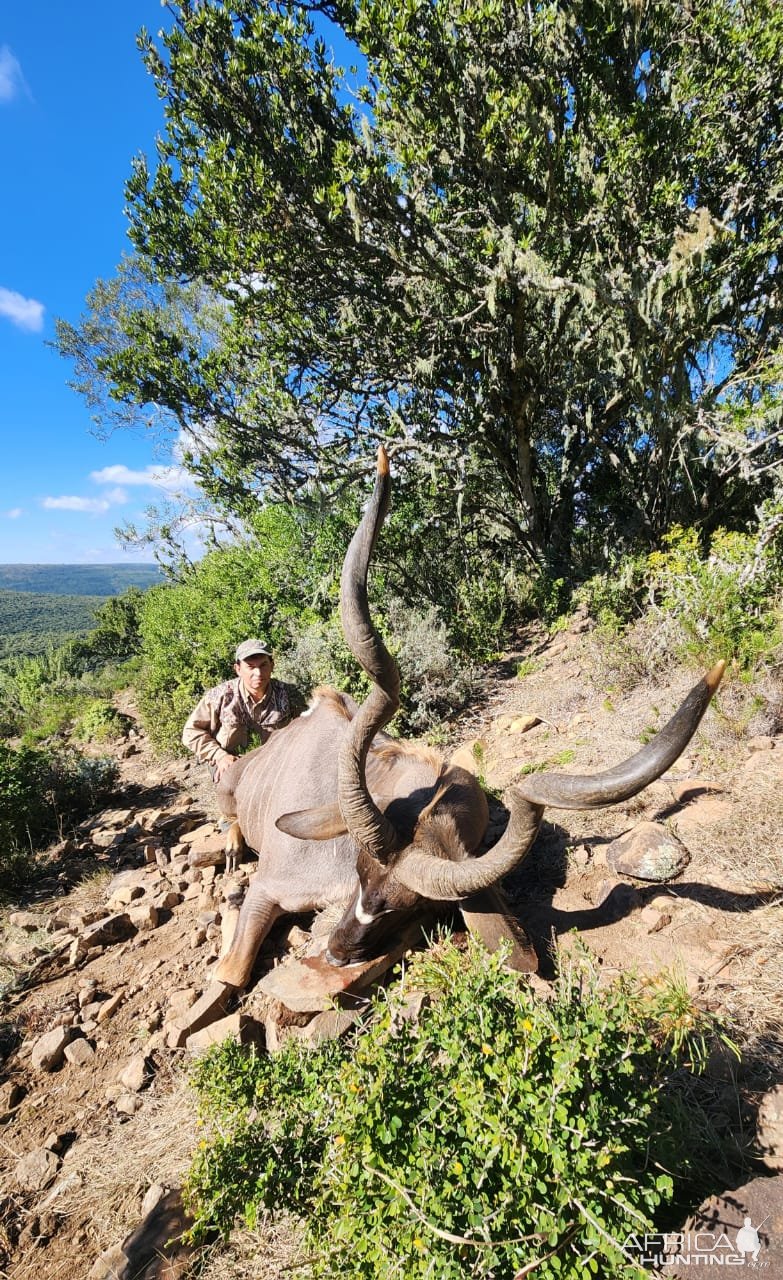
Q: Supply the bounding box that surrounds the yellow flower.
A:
[481,1043,492,1055]
[413,1237,426,1252]
[335,1135,345,1146]
[453,1160,464,1175]
[522,1018,533,1032]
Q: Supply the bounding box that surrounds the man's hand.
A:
[215,752,238,782]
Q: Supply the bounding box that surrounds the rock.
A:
[108,885,145,907]
[96,990,126,1023]
[186,1013,263,1053]
[757,1084,783,1171]
[593,879,642,918]
[129,903,160,932]
[155,848,170,869]
[31,1026,76,1072]
[606,822,690,882]
[9,910,43,931]
[187,835,227,867]
[166,981,234,1048]
[180,822,218,845]
[72,913,136,961]
[153,889,183,911]
[190,926,207,948]
[668,1174,783,1275]
[669,778,725,804]
[15,1146,61,1192]
[183,882,201,902]
[449,738,487,776]
[290,1008,361,1048]
[0,1079,25,1121]
[168,988,198,1017]
[115,1092,142,1116]
[64,1038,95,1067]
[507,713,541,734]
[259,927,422,1013]
[118,1054,153,1093]
[219,907,240,959]
[747,735,775,752]
[672,794,733,831]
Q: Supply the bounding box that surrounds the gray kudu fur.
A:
[214,446,725,989]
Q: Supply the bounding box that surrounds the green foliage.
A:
[73,699,129,743]
[0,590,104,659]
[0,743,117,888]
[515,658,541,679]
[186,938,730,1278]
[646,526,783,676]
[58,0,783,581]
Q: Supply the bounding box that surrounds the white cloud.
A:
[104,486,129,504]
[0,46,26,103]
[4,507,23,519]
[90,463,195,494]
[42,495,111,514]
[0,286,45,333]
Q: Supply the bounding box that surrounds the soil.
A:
[1,618,781,1279]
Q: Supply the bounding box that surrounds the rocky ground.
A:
[1,616,782,1278]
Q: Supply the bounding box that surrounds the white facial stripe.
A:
[354,891,376,925]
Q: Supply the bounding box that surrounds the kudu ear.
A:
[275,804,349,840]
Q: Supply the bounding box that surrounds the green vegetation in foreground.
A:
[0,564,161,595]
[0,589,106,659]
[186,938,734,1279]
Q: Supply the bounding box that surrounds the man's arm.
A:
[182,693,236,776]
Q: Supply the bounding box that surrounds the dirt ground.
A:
[1,619,781,1279]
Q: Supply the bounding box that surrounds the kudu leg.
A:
[214,879,282,989]
[459,886,539,973]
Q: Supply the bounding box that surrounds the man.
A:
[182,639,303,782]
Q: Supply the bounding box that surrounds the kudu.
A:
[215,447,724,989]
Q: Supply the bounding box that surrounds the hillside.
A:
[0,590,106,660]
[0,565,161,596]
[0,628,781,1277]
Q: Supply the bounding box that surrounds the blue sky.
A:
[0,4,187,564]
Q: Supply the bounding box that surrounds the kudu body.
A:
[215,448,724,989]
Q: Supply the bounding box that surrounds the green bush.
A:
[0,743,117,888]
[646,526,783,676]
[73,699,129,743]
[186,939,730,1279]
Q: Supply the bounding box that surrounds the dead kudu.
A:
[214,448,724,989]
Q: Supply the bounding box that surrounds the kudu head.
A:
[278,447,725,966]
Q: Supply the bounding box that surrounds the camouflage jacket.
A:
[181,677,303,767]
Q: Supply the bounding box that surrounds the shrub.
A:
[186,938,730,1279]
[646,525,783,676]
[0,743,117,888]
[73,699,129,743]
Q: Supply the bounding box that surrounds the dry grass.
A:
[7,1064,198,1280]
[195,1218,308,1279]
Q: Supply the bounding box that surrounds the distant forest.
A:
[0,590,107,660]
[0,564,161,596]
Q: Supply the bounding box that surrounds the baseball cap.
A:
[235,638,273,662]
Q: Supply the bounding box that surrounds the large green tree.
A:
[58,0,783,575]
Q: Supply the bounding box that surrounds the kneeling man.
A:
[182,639,303,782]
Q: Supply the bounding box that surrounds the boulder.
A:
[606,822,690,882]
[166,981,234,1049]
[15,1146,61,1192]
[65,1037,96,1067]
[118,1054,153,1093]
[31,1026,76,1072]
[186,1013,263,1053]
[9,910,43,932]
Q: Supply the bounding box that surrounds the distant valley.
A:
[0,564,161,661]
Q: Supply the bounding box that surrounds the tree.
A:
[58,0,783,578]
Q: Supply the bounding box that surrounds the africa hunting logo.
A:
[623,1216,769,1268]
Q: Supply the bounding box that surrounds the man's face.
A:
[235,654,273,702]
